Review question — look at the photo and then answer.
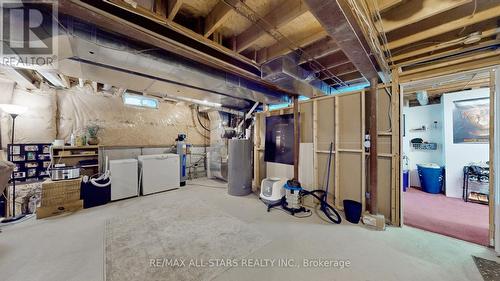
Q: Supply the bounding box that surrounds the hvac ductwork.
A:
[261,54,337,97]
[42,16,290,110]
[416,90,429,106]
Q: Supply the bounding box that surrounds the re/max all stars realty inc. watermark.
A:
[1,1,58,68]
[150,257,352,269]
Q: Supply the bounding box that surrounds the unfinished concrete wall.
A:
[0,85,209,148]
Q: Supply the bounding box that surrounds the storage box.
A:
[36,200,83,219]
[40,178,81,207]
[37,178,83,219]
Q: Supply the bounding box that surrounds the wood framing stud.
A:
[167,0,182,20]
[369,77,378,214]
[236,0,308,53]
[293,95,300,180]
[387,5,500,50]
[204,0,235,38]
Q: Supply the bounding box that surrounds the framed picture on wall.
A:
[452,98,489,143]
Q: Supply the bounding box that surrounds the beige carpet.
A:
[105,197,270,281]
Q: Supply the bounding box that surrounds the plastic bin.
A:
[343,200,362,224]
[417,163,444,194]
[403,170,409,192]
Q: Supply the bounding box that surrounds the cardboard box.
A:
[36,200,83,219]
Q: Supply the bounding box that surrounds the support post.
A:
[293,95,299,180]
[369,78,378,214]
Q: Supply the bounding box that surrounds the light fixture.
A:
[463,32,482,45]
[0,103,28,223]
[0,104,28,116]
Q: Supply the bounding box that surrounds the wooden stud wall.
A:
[254,85,400,224]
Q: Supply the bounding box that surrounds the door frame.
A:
[398,68,498,248]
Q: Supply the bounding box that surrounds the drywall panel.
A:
[1,88,57,147]
[266,162,293,179]
[299,143,314,190]
[377,156,392,219]
[338,94,362,150]
[378,135,392,155]
[300,102,313,143]
[402,103,444,187]
[442,88,490,198]
[316,98,335,151]
[338,152,362,206]
[316,152,335,202]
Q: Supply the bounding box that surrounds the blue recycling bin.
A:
[417,164,444,194]
[403,170,409,192]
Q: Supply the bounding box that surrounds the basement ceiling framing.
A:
[51,0,500,96]
[54,0,396,96]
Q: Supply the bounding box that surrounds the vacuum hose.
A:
[300,189,342,224]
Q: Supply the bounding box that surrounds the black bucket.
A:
[343,200,362,224]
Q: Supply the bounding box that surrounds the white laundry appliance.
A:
[138,154,180,195]
[109,159,139,200]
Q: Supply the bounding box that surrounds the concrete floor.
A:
[0,178,498,281]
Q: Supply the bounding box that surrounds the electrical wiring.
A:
[458,0,477,36]
[221,0,349,90]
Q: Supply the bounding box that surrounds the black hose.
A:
[301,189,342,224]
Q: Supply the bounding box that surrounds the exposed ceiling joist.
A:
[154,0,167,18]
[378,0,472,33]
[391,27,500,62]
[404,78,489,96]
[313,52,350,72]
[387,5,500,50]
[318,62,357,79]
[167,0,183,20]
[304,0,379,80]
[256,28,327,64]
[378,0,403,13]
[399,39,500,67]
[402,49,500,76]
[234,0,308,53]
[298,36,339,64]
[204,0,235,38]
[400,54,500,82]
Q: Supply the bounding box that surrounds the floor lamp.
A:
[0,104,28,223]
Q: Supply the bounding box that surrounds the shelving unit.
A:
[51,146,100,177]
[462,165,489,205]
[411,142,438,150]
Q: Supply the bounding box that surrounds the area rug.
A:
[473,256,500,281]
[105,198,270,281]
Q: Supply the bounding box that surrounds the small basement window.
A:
[123,93,159,109]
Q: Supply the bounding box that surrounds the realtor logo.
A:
[1,0,58,67]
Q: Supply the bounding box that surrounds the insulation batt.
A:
[1,87,57,146]
[0,84,209,147]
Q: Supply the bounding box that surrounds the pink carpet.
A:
[404,187,489,246]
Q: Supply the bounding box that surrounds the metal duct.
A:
[20,16,289,110]
[207,111,231,181]
[416,90,429,106]
[261,54,336,97]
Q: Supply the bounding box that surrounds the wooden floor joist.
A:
[387,5,500,50]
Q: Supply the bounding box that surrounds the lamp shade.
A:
[0,104,28,115]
